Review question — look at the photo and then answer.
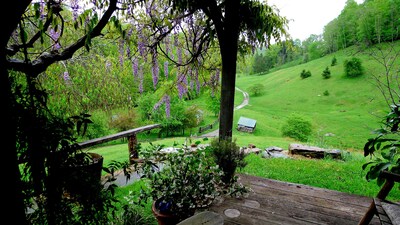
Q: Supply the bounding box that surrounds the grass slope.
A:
[232,44,400,151]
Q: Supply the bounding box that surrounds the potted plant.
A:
[137,142,226,225]
[23,110,118,225]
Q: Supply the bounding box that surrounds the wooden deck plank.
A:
[247,182,369,218]
[209,174,381,225]
[238,174,373,207]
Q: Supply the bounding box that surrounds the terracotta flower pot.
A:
[152,200,180,225]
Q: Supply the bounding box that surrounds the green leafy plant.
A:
[209,138,247,185]
[113,191,156,225]
[344,57,364,78]
[363,103,400,186]
[281,114,313,142]
[300,69,312,79]
[137,141,249,223]
[137,143,225,223]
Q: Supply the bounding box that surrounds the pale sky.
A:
[268,0,364,41]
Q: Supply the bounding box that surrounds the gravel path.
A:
[200,87,249,138]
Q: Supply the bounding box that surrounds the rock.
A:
[248,143,256,148]
[288,143,342,159]
[262,150,289,159]
[242,147,261,155]
[265,146,284,152]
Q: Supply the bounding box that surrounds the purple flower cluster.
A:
[215,68,220,85]
[177,74,187,99]
[63,71,71,84]
[49,28,60,50]
[164,61,169,79]
[153,95,171,118]
[145,0,155,16]
[39,0,45,20]
[137,26,146,58]
[139,65,144,94]
[132,58,138,80]
[105,61,112,71]
[164,95,170,118]
[70,0,79,21]
[164,36,170,57]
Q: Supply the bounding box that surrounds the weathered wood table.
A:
[209,174,381,225]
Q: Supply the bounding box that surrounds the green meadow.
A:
[90,42,400,200]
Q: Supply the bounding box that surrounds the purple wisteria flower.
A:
[132,58,138,80]
[39,0,45,20]
[105,61,112,71]
[164,36,170,57]
[153,98,163,111]
[49,28,60,50]
[215,68,220,84]
[70,0,79,21]
[164,95,170,118]
[139,65,144,94]
[153,95,171,119]
[63,71,71,84]
[137,26,146,57]
[164,61,169,79]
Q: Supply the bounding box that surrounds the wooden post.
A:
[128,133,138,164]
[358,171,398,225]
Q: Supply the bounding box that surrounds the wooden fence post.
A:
[128,133,138,164]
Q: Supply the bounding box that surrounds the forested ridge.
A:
[248,0,400,75]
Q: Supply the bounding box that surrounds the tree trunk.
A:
[2,1,33,224]
[217,0,240,141]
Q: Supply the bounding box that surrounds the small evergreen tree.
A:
[344,57,364,78]
[300,69,312,79]
[331,56,337,66]
[322,66,331,79]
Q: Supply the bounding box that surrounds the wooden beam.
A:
[77,124,161,150]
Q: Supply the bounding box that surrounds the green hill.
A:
[231,42,400,152]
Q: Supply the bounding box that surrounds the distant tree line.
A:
[324,0,400,52]
[246,0,400,75]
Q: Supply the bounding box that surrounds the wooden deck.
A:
[209,174,380,225]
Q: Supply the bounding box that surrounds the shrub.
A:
[209,138,247,185]
[248,83,265,96]
[323,90,330,96]
[344,57,364,78]
[331,56,337,66]
[300,69,312,79]
[108,110,138,132]
[81,110,112,141]
[281,114,313,142]
[322,66,331,79]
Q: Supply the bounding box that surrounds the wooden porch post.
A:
[128,133,138,164]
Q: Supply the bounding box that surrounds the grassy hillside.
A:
[91,42,400,162]
[231,43,400,152]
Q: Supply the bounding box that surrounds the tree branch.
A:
[6,0,118,77]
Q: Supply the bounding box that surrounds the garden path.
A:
[200,87,249,138]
